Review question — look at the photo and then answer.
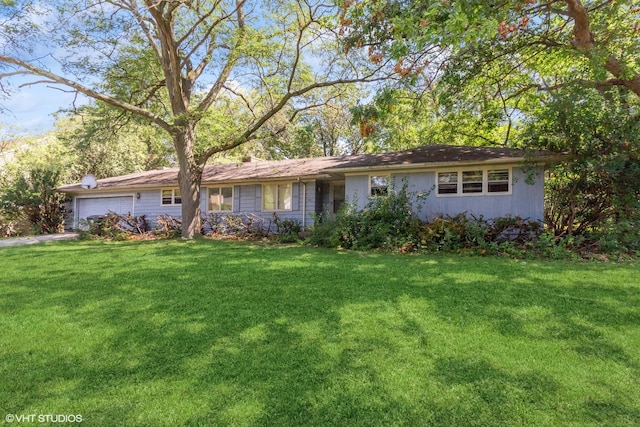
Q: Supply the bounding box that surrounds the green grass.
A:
[1,239,639,426]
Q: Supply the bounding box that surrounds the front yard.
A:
[1,239,639,426]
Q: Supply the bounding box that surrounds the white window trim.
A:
[369,174,391,197]
[161,188,182,206]
[262,182,293,212]
[436,167,512,197]
[207,186,234,213]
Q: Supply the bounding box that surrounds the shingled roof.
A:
[58,144,551,192]
[323,144,545,171]
[58,156,351,192]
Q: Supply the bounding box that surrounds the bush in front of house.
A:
[417,213,544,254]
[308,187,553,257]
[309,183,421,251]
[80,212,301,243]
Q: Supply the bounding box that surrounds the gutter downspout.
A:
[299,179,307,229]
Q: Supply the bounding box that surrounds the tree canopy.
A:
[1,0,390,237]
[335,0,640,241]
[338,0,640,145]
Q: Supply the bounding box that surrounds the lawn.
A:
[1,239,639,426]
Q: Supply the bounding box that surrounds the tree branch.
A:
[195,0,246,114]
[0,54,174,134]
[197,70,389,165]
[565,0,640,97]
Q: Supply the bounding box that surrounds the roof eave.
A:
[58,173,337,194]
[322,156,542,174]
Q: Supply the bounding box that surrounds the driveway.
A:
[0,232,80,247]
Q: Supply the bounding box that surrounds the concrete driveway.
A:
[0,232,80,247]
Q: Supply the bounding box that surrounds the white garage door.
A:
[77,196,134,220]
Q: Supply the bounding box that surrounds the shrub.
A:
[203,213,270,239]
[155,214,182,237]
[1,167,66,234]
[0,210,31,237]
[310,192,548,258]
[273,215,302,243]
[587,216,640,255]
[310,182,419,250]
[531,232,577,260]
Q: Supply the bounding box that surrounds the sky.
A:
[0,2,89,137]
[0,80,83,136]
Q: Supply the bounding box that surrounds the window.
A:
[161,188,181,205]
[437,172,458,194]
[487,169,510,193]
[333,183,345,213]
[263,183,292,211]
[462,170,483,194]
[208,187,233,212]
[437,168,511,196]
[370,175,389,196]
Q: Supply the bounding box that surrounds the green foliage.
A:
[417,214,546,256]
[524,87,640,241]
[55,105,175,179]
[0,210,30,237]
[311,181,420,250]
[588,215,640,256]
[338,0,640,151]
[272,215,302,243]
[309,184,563,257]
[1,166,66,234]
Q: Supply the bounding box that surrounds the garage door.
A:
[77,196,134,220]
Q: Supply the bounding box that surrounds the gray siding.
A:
[71,166,544,230]
[135,189,181,218]
[344,166,544,222]
[345,175,369,211]
[76,182,319,229]
[421,167,543,221]
[233,181,317,227]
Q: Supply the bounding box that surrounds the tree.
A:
[0,0,388,237]
[337,1,640,144]
[0,132,70,234]
[54,103,175,179]
[260,86,369,158]
[298,87,369,156]
[523,86,640,239]
[339,1,640,93]
[1,165,66,234]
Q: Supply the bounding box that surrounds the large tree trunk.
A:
[566,0,640,98]
[175,125,203,238]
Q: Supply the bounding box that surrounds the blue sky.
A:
[0,81,82,135]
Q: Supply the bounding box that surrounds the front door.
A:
[332,182,345,213]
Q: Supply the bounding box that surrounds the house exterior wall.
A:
[344,166,544,222]
[69,165,545,230]
[345,175,370,208]
[136,189,182,218]
[71,181,319,230]
[220,181,316,226]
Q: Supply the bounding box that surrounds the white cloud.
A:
[1,81,88,134]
